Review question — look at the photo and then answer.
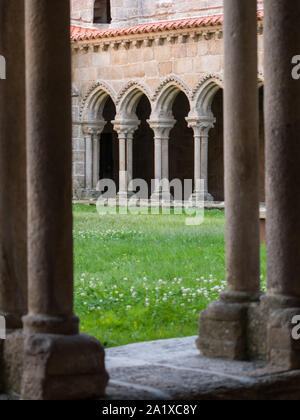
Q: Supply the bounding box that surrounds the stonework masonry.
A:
[71,11,265,199]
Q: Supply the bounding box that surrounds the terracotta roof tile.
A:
[71,10,264,42]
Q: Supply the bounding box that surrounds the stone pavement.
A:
[103,336,300,400]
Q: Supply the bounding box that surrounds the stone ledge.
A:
[73,199,225,210]
[103,337,300,400]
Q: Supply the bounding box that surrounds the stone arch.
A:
[152,75,191,118]
[191,73,223,118]
[116,81,153,120]
[80,80,116,122]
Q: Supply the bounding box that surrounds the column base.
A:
[197,291,260,361]
[117,191,130,200]
[261,294,300,370]
[21,333,109,400]
[190,192,214,204]
[204,192,214,202]
[151,191,173,203]
[0,330,24,395]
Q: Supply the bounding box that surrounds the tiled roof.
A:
[71,10,264,42]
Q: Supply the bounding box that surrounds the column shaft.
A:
[224,0,260,295]
[0,0,27,330]
[161,139,169,194]
[24,0,77,334]
[85,134,93,190]
[154,138,162,195]
[200,133,209,196]
[194,135,201,192]
[265,0,300,298]
[119,134,127,197]
[22,0,108,400]
[127,135,133,192]
[93,134,100,189]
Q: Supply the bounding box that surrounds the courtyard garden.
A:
[73,205,266,348]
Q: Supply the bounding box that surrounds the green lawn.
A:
[73,204,266,348]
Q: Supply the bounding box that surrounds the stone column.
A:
[0,0,27,395]
[21,0,108,400]
[118,132,127,199]
[84,128,93,190]
[263,0,300,369]
[149,120,175,201]
[83,122,105,192]
[93,133,100,189]
[113,121,139,199]
[0,0,27,332]
[126,133,135,195]
[187,117,215,202]
[198,0,260,360]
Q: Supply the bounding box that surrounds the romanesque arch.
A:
[80,81,118,193]
[81,80,117,122]
[116,81,153,198]
[191,73,223,118]
[152,75,191,119]
[150,76,194,199]
[116,81,153,121]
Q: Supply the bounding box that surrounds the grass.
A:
[73,204,266,348]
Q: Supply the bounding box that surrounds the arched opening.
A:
[169,91,194,198]
[209,89,224,201]
[93,0,112,24]
[100,97,119,189]
[132,95,153,198]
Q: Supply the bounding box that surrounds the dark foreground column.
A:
[21,0,108,400]
[263,0,300,370]
[0,0,27,394]
[197,0,260,360]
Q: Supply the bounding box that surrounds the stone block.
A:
[198,301,249,360]
[21,333,109,400]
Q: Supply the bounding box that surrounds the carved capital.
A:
[112,119,140,138]
[82,121,106,136]
[186,116,216,138]
[148,119,176,140]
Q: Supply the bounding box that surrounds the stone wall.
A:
[71,1,264,27]
[72,26,264,194]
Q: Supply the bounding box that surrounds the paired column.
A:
[0,0,27,395]
[198,0,260,360]
[148,120,175,201]
[83,123,105,191]
[0,0,27,333]
[21,0,108,400]
[187,117,215,202]
[263,0,300,369]
[113,121,139,199]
